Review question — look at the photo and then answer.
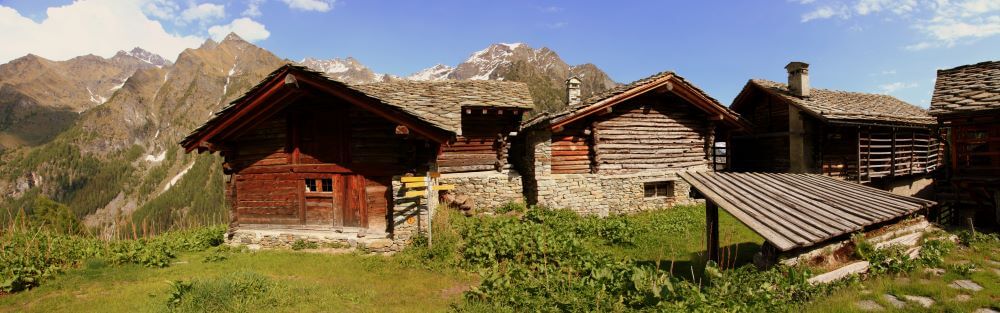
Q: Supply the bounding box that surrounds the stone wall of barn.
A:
[437,170,525,210]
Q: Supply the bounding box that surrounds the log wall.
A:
[439,111,521,173]
[551,125,592,174]
[729,90,792,172]
[591,94,710,174]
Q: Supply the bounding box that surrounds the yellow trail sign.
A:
[404,190,425,198]
[404,182,428,188]
[400,177,426,183]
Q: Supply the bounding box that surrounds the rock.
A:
[954,294,971,302]
[923,268,946,276]
[973,309,1000,313]
[882,294,906,308]
[808,261,870,284]
[366,239,393,250]
[901,295,935,308]
[246,244,262,251]
[949,280,984,292]
[855,300,883,311]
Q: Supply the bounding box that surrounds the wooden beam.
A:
[706,200,720,264]
[184,67,291,152]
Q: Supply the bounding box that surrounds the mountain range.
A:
[0,34,618,232]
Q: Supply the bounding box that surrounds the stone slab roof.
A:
[352,80,533,133]
[183,64,533,148]
[930,60,1000,116]
[748,79,935,125]
[524,71,745,130]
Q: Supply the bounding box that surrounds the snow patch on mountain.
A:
[122,47,170,68]
[144,150,166,162]
[300,57,387,83]
[407,64,454,81]
[164,162,195,192]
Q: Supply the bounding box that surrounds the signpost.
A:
[400,172,454,248]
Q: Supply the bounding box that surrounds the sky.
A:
[0,0,997,107]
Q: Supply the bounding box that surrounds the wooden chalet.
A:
[729,62,939,196]
[181,64,532,250]
[520,72,748,215]
[930,60,1000,227]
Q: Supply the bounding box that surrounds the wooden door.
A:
[343,174,368,228]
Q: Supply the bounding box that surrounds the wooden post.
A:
[706,201,720,264]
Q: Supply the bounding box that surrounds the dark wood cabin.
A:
[520,72,748,215]
[730,62,939,196]
[181,65,531,247]
[930,60,1000,228]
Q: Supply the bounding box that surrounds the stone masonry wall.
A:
[537,170,703,216]
[438,170,525,210]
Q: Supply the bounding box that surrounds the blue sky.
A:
[1,0,997,107]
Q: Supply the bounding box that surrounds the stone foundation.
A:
[756,216,939,270]
[437,170,525,210]
[227,227,400,253]
[536,170,702,216]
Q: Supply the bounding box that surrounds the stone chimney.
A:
[785,61,810,97]
[566,76,582,106]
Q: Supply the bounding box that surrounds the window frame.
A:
[643,181,675,199]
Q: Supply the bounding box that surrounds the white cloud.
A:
[208,17,270,42]
[280,0,335,12]
[904,41,936,50]
[922,15,1000,41]
[854,0,917,15]
[878,81,918,94]
[796,0,1000,49]
[0,0,203,64]
[180,2,225,23]
[801,5,849,22]
[142,0,178,20]
[243,0,265,17]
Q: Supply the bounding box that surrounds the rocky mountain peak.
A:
[300,57,386,84]
[116,47,171,68]
[407,64,455,81]
[222,32,247,43]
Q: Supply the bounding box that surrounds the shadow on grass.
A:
[634,241,763,282]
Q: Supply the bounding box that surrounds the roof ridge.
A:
[937,60,1000,73]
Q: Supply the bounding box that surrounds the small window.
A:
[305,178,334,193]
[643,181,675,198]
[321,179,333,192]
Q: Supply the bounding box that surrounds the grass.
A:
[804,234,1000,313]
[2,203,995,312]
[0,250,474,312]
[606,204,764,279]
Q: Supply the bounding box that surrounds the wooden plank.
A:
[404,182,428,188]
[680,172,798,250]
[400,176,426,183]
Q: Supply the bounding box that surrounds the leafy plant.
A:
[291,240,318,251]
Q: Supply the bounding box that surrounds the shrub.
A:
[0,225,226,293]
[291,239,318,251]
[455,207,839,311]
